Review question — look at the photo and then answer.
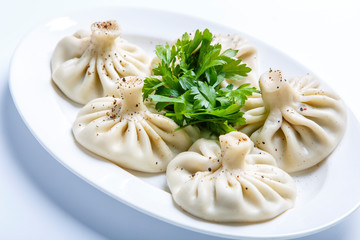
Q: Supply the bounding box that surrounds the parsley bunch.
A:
[143,29,258,136]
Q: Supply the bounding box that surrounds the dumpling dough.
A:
[166,131,296,222]
[212,33,259,89]
[245,69,347,173]
[51,20,151,105]
[238,91,266,136]
[72,76,198,172]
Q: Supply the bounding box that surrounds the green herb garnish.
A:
[143,29,259,136]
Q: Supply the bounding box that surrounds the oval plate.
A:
[9,6,360,239]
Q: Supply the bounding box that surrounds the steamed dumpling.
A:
[244,69,347,173]
[212,33,259,89]
[72,76,199,172]
[166,131,296,222]
[51,20,151,104]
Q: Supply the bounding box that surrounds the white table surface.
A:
[1,0,360,239]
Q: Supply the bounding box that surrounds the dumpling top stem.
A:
[117,77,147,115]
[91,20,122,45]
[219,132,252,170]
[260,69,295,110]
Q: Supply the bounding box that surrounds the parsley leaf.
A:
[143,77,164,99]
[143,29,258,136]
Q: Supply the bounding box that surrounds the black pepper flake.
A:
[262,141,265,144]
[208,167,212,171]
[122,77,126,82]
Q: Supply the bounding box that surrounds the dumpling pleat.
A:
[81,56,103,99]
[104,52,121,82]
[96,55,117,96]
[282,109,329,144]
[134,121,152,155]
[140,118,173,161]
[145,113,192,152]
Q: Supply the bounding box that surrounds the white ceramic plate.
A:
[9,6,360,240]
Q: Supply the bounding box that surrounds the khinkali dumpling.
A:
[245,69,347,173]
[212,33,259,89]
[166,131,296,222]
[72,76,199,172]
[51,20,151,105]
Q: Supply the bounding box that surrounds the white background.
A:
[1,0,359,239]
